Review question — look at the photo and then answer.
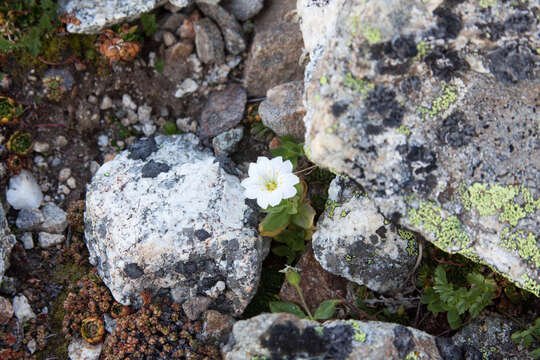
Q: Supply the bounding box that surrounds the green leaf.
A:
[269,301,306,318]
[433,265,447,285]
[140,13,159,37]
[272,245,294,258]
[447,310,462,330]
[530,348,540,359]
[259,211,291,236]
[285,269,301,287]
[162,121,180,135]
[314,300,341,320]
[154,59,164,73]
[291,201,316,230]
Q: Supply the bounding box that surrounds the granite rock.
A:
[85,134,268,315]
[199,84,247,138]
[300,0,540,295]
[0,203,16,284]
[196,2,246,55]
[221,0,263,21]
[194,18,225,64]
[259,80,306,141]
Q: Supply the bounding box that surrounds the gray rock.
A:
[313,177,417,293]
[16,208,44,231]
[21,232,34,250]
[223,313,476,359]
[259,81,306,141]
[221,0,263,21]
[100,95,113,110]
[199,84,247,138]
[196,2,245,55]
[174,78,199,98]
[59,0,168,34]
[182,296,213,320]
[201,309,235,345]
[85,134,269,315]
[194,18,225,64]
[38,232,65,248]
[68,337,102,360]
[0,203,16,284]
[75,101,100,133]
[452,315,532,360]
[244,22,304,97]
[168,0,193,8]
[162,31,177,47]
[161,12,186,32]
[301,0,540,296]
[212,127,243,156]
[12,294,35,322]
[40,203,68,234]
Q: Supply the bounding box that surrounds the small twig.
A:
[37,55,84,67]
[433,247,465,267]
[294,164,317,175]
[247,96,266,103]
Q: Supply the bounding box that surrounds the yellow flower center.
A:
[264,179,278,192]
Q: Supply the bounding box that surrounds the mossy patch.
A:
[344,73,374,97]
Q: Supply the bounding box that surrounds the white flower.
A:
[241,156,299,209]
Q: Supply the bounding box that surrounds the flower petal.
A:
[244,186,259,199]
[266,190,283,207]
[280,159,294,174]
[282,173,300,187]
[257,194,270,209]
[280,184,297,199]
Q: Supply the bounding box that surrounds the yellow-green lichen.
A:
[320,76,328,85]
[478,0,497,8]
[325,199,342,218]
[460,183,538,226]
[344,73,374,97]
[360,24,381,44]
[399,229,418,256]
[408,202,471,251]
[405,352,420,360]
[349,321,367,342]
[521,273,540,296]
[500,228,540,268]
[414,40,430,61]
[396,125,411,136]
[417,83,458,120]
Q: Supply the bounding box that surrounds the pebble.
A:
[12,294,36,322]
[59,184,70,195]
[176,117,197,133]
[165,40,194,62]
[148,51,157,68]
[194,18,225,64]
[212,127,244,156]
[97,135,109,147]
[21,232,34,250]
[127,109,138,124]
[34,155,47,168]
[121,118,130,127]
[137,104,152,124]
[199,83,247,137]
[33,141,50,153]
[16,209,44,231]
[58,168,71,183]
[51,158,61,167]
[38,232,65,248]
[88,95,98,104]
[40,202,68,234]
[122,94,137,111]
[100,95,113,110]
[55,135,68,148]
[163,31,177,47]
[68,338,103,360]
[174,78,199,98]
[67,177,77,189]
[142,123,157,137]
[0,296,14,324]
[27,339,37,354]
[90,161,100,175]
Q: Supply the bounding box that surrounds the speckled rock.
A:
[199,84,247,138]
[212,127,243,156]
[0,203,16,284]
[244,22,305,97]
[0,296,13,324]
[85,134,268,315]
[12,294,35,322]
[223,313,484,359]
[312,177,417,293]
[301,0,540,295]
[59,0,168,34]
[451,315,533,360]
[194,18,226,64]
[196,2,246,55]
[259,81,306,141]
[221,0,263,21]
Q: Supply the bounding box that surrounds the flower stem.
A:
[295,284,313,320]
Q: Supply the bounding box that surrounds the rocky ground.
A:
[0,0,539,359]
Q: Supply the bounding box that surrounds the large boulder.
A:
[85,134,269,316]
[300,0,540,295]
[312,177,418,293]
[222,313,478,359]
[0,203,16,284]
[59,0,168,34]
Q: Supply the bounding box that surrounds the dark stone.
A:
[213,156,241,176]
[194,229,212,241]
[365,85,404,127]
[365,124,383,135]
[487,45,536,84]
[388,35,418,59]
[433,7,463,39]
[331,101,349,117]
[438,111,477,148]
[194,18,225,64]
[199,84,247,138]
[375,226,387,239]
[400,76,421,94]
[406,145,436,164]
[436,337,465,360]
[322,325,354,360]
[393,325,415,358]
[425,47,469,81]
[128,137,158,160]
[504,11,533,33]
[124,263,144,279]
[141,160,170,178]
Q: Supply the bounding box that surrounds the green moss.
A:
[417,83,458,120]
[408,202,471,251]
[344,73,374,97]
